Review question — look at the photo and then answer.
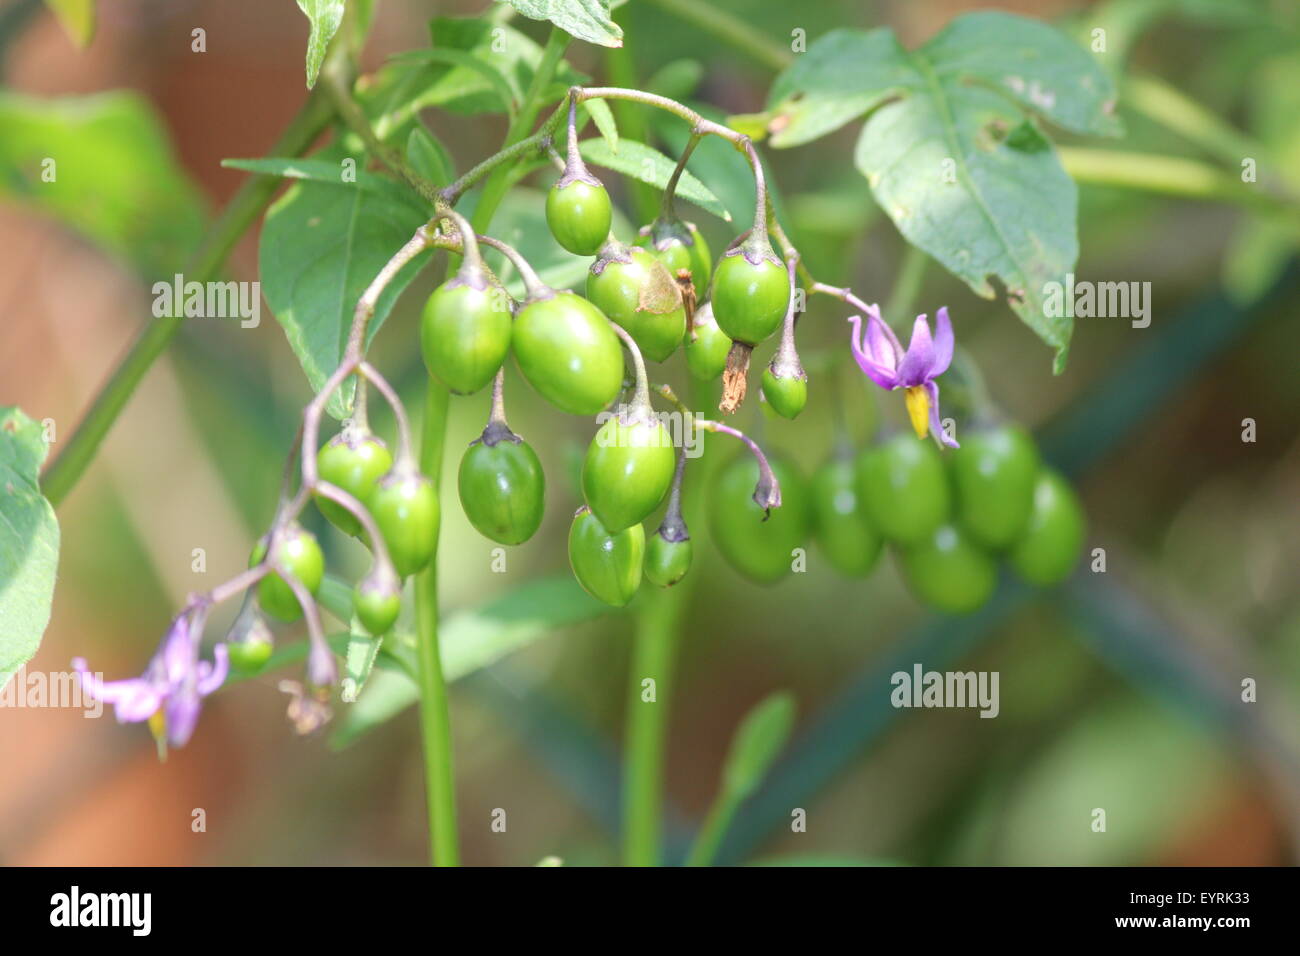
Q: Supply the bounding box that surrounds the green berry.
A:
[857,434,950,545]
[458,424,545,545]
[684,300,732,380]
[249,524,325,622]
[1008,469,1085,586]
[949,424,1040,550]
[353,569,401,635]
[315,430,393,538]
[586,247,686,363]
[761,367,807,420]
[420,276,511,395]
[710,249,789,346]
[513,292,623,416]
[710,454,810,584]
[645,531,692,588]
[369,468,439,578]
[581,412,676,532]
[568,507,644,607]
[810,458,882,576]
[898,523,998,614]
[227,637,274,673]
[546,178,611,256]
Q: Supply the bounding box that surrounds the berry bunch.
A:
[73,84,1087,749]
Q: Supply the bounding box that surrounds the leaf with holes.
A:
[766,13,1120,371]
[0,408,60,692]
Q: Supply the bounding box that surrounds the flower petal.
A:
[926,381,959,448]
[165,688,202,748]
[197,644,230,697]
[897,314,937,385]
[930,307,954,376]
[73,658,163,721]
[848,314,899,389]
[864,307,903,372]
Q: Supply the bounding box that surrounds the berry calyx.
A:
[635,217,713,293]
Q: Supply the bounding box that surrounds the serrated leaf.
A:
[45,0,96,48]
[579,138,730,221]
[0,91,206,277]
[330,575,610,748]
[499,0,623,48]
[296,0,346,89]
[406,126,455,187]
[720,692,796,801]
[583,98,618,153]
[258,148,432,418]
[0,408,60,691]
[767,14,1121,370]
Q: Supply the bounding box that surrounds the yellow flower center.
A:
[903,386,930,439]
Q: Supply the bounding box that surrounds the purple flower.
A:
[73,610,228,749]
[848,305,958,448]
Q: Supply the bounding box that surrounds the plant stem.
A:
[414,382,457,866]
[641,0,792,73]
[42,86,336,507]
[408,27,569,869]
[623,584,685,866]
[683,790,738,867]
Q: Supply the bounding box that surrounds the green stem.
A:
[883,243,929,321]
[467,27,569,238]
[622,585,685,866]
[605,39,659,222]
[641,0,792,73]
[684,791,738,867]
[42,85,336,507]
[414,382,457,866]
[408,26,569,868]
[1059,147,1299,219]
[1124,74,1268,169]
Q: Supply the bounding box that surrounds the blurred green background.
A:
[1,0,1298,866]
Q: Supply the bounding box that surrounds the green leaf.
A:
[45,0,96,48]
[390,48,520,119]
[387,18,586,121]
[720,691,796,800]
[766,14,1121,370]
[295,0,346,89]
[406,126,455,188]
[0,91,206,277]
[0,408,60,691]
[258,147,432,418]
[221,157,423,210]
[498,0,623,48]
[342,632,382,702]
[331,575,610,748]
[583,99,619,154]
[579,138,730,221]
